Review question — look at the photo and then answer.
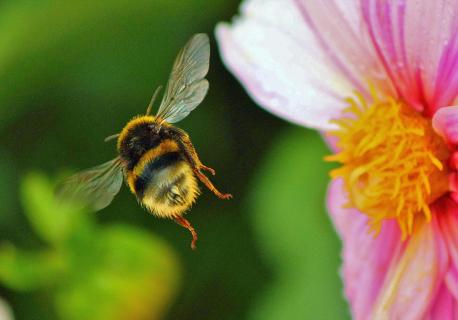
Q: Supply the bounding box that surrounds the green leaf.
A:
[21,172,88,245]
[55,224,181,320]
[15,172,181,319]
[248,127,350,320]
[0,243,64,291]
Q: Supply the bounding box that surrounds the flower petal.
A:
[361,0,458,114]
[327,178,402,320]
[328,179,450,319]
[438,197,458,301]
[371,211,448,319]
[216,0,367,130]
[293,0,393,98]
[428,283,458,320]
[432,106,458,146]
[445,264,458,303]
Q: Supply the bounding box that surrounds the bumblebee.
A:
[57,34,232,249]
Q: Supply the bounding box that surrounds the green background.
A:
[0,0,349,319]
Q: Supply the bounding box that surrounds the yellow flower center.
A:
[326,93,450,237]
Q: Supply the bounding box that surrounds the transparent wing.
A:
[56,158,124,211]
[156,33,210,123]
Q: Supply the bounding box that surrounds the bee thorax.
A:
[117,116,165,170]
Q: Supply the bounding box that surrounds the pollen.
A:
[326,92,450,237]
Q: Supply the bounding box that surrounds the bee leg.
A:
[182,144,216,176]
[174,216,198,250]
[194,170,233,200]
[171,128,215,174]
[172,130,231,199]
[200,165,215,176]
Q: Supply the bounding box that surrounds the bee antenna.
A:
[104,133,120,142]
[146,85,163,116]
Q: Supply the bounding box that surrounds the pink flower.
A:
[216,0,458,319]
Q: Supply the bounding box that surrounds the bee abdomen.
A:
[133,151,181,199]
[130,152,200,218]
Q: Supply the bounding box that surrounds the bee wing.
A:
[56,157,124,211]
[156,33,210,124]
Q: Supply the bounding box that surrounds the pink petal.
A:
[438,197,458,301]
[445,264,458,303]
[328,179,449,319]
[293,0,393,100]
[432,106,458,146]
[428,283,458,319]
[361,0,458,114]
[215,0,372,130]
[327,178,402,320]
[321,131,340,153]
[370,210,448,319]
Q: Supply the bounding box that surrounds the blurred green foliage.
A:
[0,0,349,319]
[249,128,349,319]
[0,173,180,320]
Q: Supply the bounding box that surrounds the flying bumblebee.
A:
[57,33,232,249]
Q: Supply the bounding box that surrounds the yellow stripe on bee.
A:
[126,139,181,193]
[127,172,137,194]
[133,139,180,175]
[116,115,155,151]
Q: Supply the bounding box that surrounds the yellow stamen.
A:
[326,93,449,237]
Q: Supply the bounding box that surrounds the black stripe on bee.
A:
[134,151,182,199]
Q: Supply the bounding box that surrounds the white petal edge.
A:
[215,0,355,130]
